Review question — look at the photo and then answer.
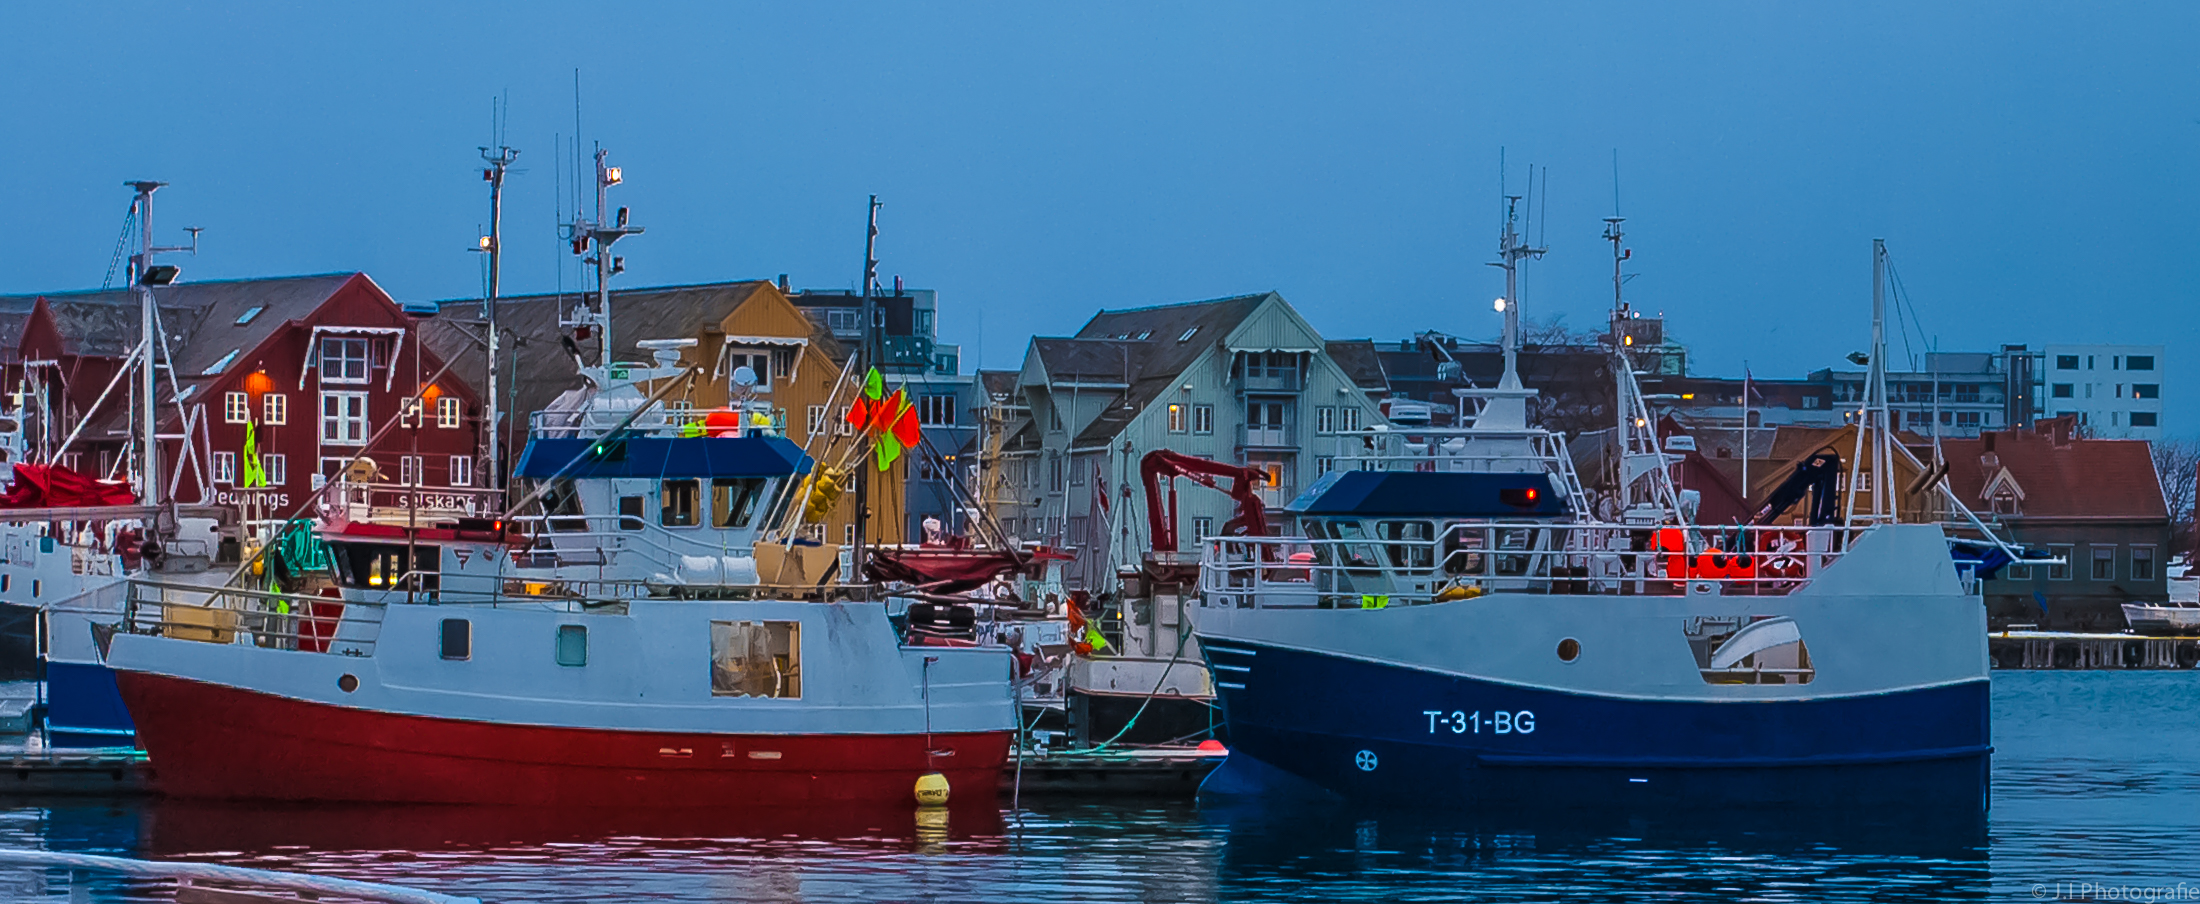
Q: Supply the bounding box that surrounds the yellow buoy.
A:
[913,771,950,806]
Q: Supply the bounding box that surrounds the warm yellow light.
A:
[1635,418,1647,428]
[478,235,493,250]
[604,166,623,185]
[1624,335,1634,346]
[1681,393,1695,400]
[1493,298,1507,312]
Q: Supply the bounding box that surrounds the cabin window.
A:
[1377,521,1435,570]
[555,625,588,667]
[441,619,471,660]
[711,620,802,699]
[1444,527,1489,576]
[1495,528,1537,577]
[661,480,701,527]
[618,496,645,531]
[713,478,766,529]
[538,479,586,532]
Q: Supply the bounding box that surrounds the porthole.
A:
[337,674,359,693]
[1557,638,1581,662]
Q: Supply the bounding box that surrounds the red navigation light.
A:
[1500,487,1541,508]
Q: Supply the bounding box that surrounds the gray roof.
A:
[978,368,1020,400]
[2,275,352,369]
[1325,339,1389,391]
[1042,293,1270,447]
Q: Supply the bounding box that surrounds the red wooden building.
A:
[2,274,484,525]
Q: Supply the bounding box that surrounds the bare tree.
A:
[1519,314,1604,348]
[2152,437,2199,562]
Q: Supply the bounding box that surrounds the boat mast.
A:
[852,196,880,581]
[123,181,197,520]
[480,135,519,491]
[1847,238,1893,525]
[567,149,640,376]
[1480,193,1544,430]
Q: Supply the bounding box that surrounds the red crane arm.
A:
[1139,449,1270,555]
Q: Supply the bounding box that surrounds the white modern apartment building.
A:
[2041,344,2164,440]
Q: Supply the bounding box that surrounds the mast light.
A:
[1493,298,1507,312]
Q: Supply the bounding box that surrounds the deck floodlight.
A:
[1493,298,1507,312]
[139,265,181,286]
[603,166,623,185]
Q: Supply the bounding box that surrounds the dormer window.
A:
[320,337,370,384]
[1991,491,2020,516]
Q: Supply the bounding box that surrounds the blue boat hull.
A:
[46,660,138,749]
[1201,640,1989,810]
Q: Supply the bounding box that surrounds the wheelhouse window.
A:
[662,479,701,527]
[320,337,371,384]
[712,478,767,528]
[618,495,645,531]
[1377,521,1435,570]
[711,620,802,698]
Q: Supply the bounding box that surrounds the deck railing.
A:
[116,579,385,655]
[1199,522,1879,609]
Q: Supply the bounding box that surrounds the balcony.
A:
[1237,370,1304,394]
[1237,423,1297,450]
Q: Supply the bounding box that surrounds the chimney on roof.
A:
[777,274,789,292]
[1982,432,1996,454]
[894,275,903,293]
[1979,431,1999,472]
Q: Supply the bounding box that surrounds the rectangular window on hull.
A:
[556,625,588,667]
[441,619,471,660]
[711,620,802,698]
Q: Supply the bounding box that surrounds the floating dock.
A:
[1988,631,2200,670]
[0,746,150,795]
[1000,745,1227,797]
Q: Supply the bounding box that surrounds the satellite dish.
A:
[731,365,758,388]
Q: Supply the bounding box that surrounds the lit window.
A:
[1168,404,1186,433]
[263,393,287,425]
[2134,384,2160,399]
[224,392,250,424]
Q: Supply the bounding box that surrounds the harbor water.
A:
[0,671,2192,903]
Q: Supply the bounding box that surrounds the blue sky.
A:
[4,3,2196,424]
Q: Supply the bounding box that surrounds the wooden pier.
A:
[1988,631,2200,670]
[0,747,151,795]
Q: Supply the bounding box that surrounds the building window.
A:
[725,350,774,391]
[1168,403,1187,433]
[1192,516,1214,545]
[2049,545,2072,581]
[1316,455,1336,475]
[2055,355,2079,370]
[2128,355,2155,371]
[919,394,957,427]
[806,405,827,436]
[319,337,370,384]
[449,455,474,487]
[1906,411,1927,427]
[212,451,236,484]
[556,625,588,668]
[2091,546,2115,580]
[1315,406,1335,435]
[837,405,855,436]
[399,455,422,486]
[825,308,861,334]
[264,393,287,425]
[2132,411,2159,427]
[224,392,250,424]
[2051,383,2073,398]
[1339,407,1361,432]
[1193,404,1213,435]
[1956,412,1980,428]
[1802,396,1821,409]
[2133,546,2157,581]
[437,396,461,428]
[263,454,287,485]
[321,392,368,445]
[661,479,700,527]
[2007,562,2031,581]
[2134,384,2160,399]
[1048,454,1063,492]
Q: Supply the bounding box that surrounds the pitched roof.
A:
[2,274,354,367]
[1941,428,2166,521]
[1325,339,1389,391]
[978,369,1020,400]
[419,280,815,430]
[1058,293,1271,446]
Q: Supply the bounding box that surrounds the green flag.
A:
[240,417,269,487]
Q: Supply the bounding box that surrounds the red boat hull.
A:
[116,672,1011,806]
